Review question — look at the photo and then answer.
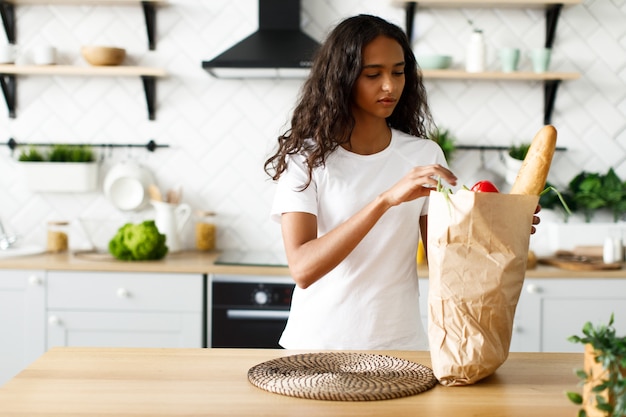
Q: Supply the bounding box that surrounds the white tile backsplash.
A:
[0,0,625,254]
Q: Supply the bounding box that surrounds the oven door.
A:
[210,275,294,348]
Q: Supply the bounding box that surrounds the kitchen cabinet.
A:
[420,275,626,353]
[511,278,626,352]
[0,0,166,119]
[0,269,46,386]
[46,271,203,349]
[397,0,582,124]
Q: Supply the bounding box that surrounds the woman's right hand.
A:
[382,164,457,207]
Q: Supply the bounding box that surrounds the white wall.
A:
[0,0,624,253]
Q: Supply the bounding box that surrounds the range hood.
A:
[202,0,320,79]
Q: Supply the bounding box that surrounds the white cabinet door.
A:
[46,271,203,349]
[47,311,201,348]
[517,278,626,352]
[0,270,46,386]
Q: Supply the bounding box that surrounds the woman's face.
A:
[351,35,405,122]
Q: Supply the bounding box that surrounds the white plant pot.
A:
[20,162,99,193]
[504,155,523,185]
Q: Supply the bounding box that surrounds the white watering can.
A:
[152,201,191,253]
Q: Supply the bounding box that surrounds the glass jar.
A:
[195,211,216,251]
[47,221,69,253]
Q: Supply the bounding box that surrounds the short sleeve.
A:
[270,154,318,223]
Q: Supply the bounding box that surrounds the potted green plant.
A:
[18,144,98,193]
[428,127,456,163]
[504,142,530,185]
[566,314,626,417]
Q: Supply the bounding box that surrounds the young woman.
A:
[264,14,458,350]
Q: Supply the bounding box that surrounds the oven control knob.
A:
[254,290,269,305]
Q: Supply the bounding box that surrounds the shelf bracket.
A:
[0,73,16,118]
[0,1,15,44]
[404,2,417,43]
[545,4,563,48]
[142,1,157,51]
[141,76,157,121]
[543,79,561,125]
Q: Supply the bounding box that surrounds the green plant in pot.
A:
[566,314,626,417]
[17,144,98,193]
[504,142,530,185]
[428,127,456,163]
[508,143,531,161]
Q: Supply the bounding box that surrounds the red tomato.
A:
[471,180,500,193]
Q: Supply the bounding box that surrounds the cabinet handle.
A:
[28,275,43,286]
[48,315,61,326]
[526,284,541,294]
[116,288,131,298]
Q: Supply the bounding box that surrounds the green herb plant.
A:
[18,144,95,163]
[17,147,45,162]
[428,127,457,163]
[566,169,626,223]
[48,144,94,162]
[508,143,531,161]
[566,314,626,417]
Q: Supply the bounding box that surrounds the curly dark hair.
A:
[264,14,433,187]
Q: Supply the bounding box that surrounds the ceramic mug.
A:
[530,48,551,73]
[32,45,56,65]
[498,47,520,73]
[0,44,16,64]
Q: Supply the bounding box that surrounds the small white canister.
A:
[465,29,486,73]
[603,236,624,264]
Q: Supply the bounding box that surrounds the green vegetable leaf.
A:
[566,391,583,405]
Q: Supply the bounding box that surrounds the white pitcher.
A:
[152,201,191,253]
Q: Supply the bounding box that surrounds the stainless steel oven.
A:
[210,251,293,348]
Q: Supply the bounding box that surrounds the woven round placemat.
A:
[247,352,437,401]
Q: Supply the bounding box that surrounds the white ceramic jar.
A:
[465,30,486,73]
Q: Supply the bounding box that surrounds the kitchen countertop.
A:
[0,347,582,417]
[0,250,624,278]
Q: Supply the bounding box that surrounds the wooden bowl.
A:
[81,46,126,66]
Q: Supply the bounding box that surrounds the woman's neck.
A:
[344,121,392,155]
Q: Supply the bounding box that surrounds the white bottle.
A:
[465,29,486,73]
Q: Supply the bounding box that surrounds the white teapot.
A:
[152,201,191,253]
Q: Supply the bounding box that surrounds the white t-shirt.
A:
[270,129,447,350]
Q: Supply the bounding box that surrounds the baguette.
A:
[509,125,557,195]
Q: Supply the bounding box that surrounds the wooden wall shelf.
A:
[0,64,166,119]
[398,0,583,124]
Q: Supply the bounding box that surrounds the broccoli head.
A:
[108,220,168,261]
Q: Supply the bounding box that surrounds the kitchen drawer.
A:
[47,271,202,312]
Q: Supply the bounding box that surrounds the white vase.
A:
[20,162,99,192]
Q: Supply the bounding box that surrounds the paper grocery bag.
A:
[427,190,539,386]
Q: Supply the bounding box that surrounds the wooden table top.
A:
[0,347,582,417]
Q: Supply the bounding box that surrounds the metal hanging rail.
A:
[456,144,566,151]
[6,138,169,152]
